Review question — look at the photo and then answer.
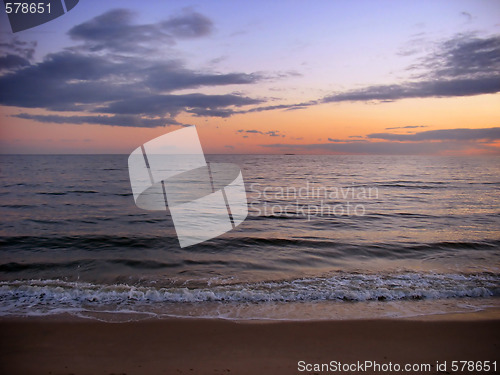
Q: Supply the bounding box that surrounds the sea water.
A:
[1,154,499,321]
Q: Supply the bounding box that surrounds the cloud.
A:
[0,38,36,71]
[367,127,500,141]
[236,34,500,114]
[145,62,260,91]
[0,38,36,60]
[68,9,172,53]
[266,130,281,137]
[188,108,238,118]
[323,76,500,103]
[0,9,263,127]
[460,11,473,22]
[0,54,30,70]
[237,129,284,137]
[323,34,500,103]
[328,138,367,143]
[68,9,213,53]
[396,33,428,57]
[0,52,141,111]
[244,101,318,113]
[263,126,500,154]
[12,113,182,127]
[385,125,428,130]
[161,10,213,38]
[238,129,263,134]
[98,93,261,117]
[418,33,500,79]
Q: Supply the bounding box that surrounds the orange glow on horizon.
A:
[1,93,499,155]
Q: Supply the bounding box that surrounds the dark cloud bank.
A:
[0,9,262,127]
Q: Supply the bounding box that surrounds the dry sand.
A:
[0,312,499,375]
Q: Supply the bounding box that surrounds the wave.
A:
[1,235,499,257]
[0,272,498,317]
[0,235,179,250]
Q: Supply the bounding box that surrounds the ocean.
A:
[0,154,499,321]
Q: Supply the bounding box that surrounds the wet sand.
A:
[0,312,499,375]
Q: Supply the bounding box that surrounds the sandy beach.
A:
[1,311,499,375]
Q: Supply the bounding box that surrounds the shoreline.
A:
[2,295,499,323]
[1,304,500,323]
[1,310,499,375]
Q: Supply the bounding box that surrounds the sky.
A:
[0,0,499,154]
